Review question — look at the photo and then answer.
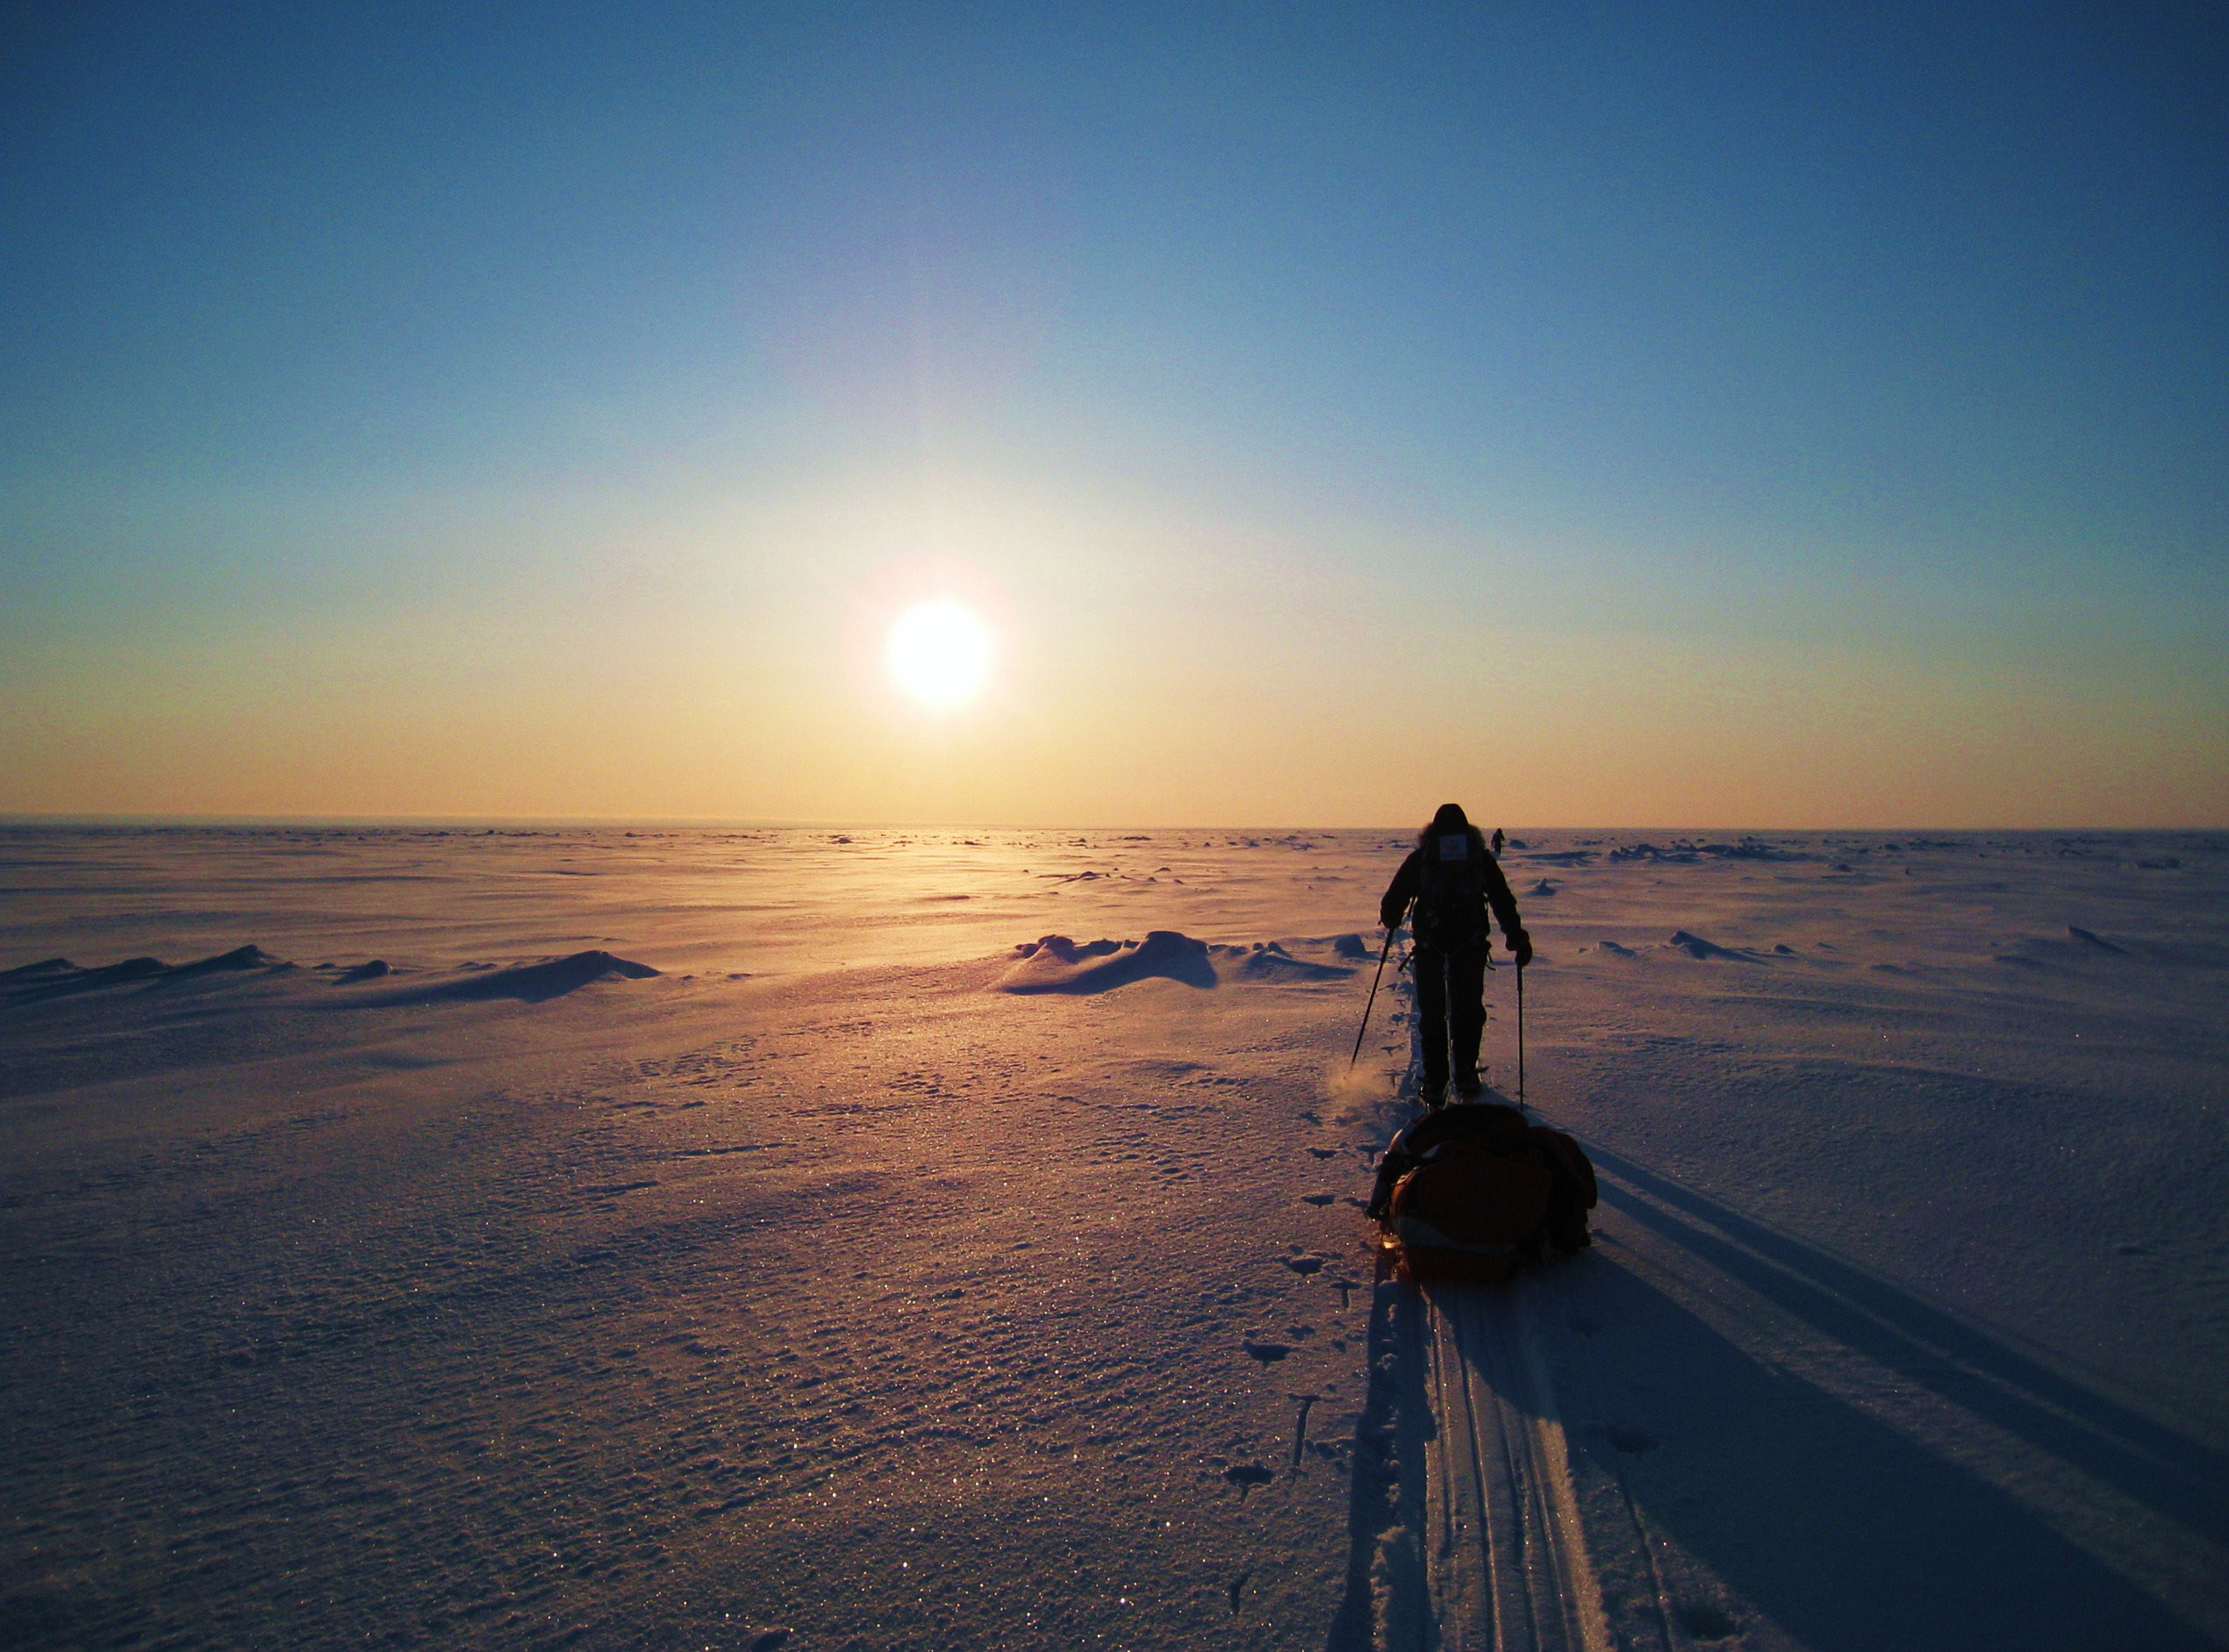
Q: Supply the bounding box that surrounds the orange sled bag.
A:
[1374,1104,1597,1284]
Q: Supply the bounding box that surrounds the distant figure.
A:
[1490,827,1506,854]
[1379,803,1531,1106]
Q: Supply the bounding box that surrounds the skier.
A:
[1379,803,1531,1106]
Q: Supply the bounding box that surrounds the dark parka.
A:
[1379,825,1530,959]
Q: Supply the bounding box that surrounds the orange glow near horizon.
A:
[0,472,2220,829]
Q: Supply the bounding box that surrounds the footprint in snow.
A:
[1222,1462,1276,1498]
[2068,925,2129,955]
[1243,1341,1293,1365]
[1306,1147,1339,1159]
[1300,1193,1336,1206]
[1280,1254,1326,1275]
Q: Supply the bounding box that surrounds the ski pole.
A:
[1350,924,1398,1069]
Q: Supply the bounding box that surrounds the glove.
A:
[1511,932,1534,968]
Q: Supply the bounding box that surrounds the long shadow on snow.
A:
[1590,1146,2229,1549]
[1552,1249,2214,1651]
[1325,1248,1430,1652]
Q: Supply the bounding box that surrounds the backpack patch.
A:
[1415,832,1488,947]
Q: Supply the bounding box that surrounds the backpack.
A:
[1373,1104,1596,1284]
[1412,829,1490,949]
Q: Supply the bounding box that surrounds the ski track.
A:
[1419,1279,1614,1652]
[1330,1236,1653,1652]
[1344,964,1631,1652]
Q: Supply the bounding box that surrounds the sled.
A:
[1370,1103,1596,1284]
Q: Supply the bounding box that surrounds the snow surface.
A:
[0,825,2224,1649]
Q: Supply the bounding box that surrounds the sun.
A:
[887,600,993,706]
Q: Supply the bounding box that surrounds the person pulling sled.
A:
[1378,803,1531,1106]
[1366,805,1595,1281]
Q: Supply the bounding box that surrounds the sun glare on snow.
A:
[887,600,992,706]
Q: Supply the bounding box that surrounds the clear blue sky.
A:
[3,2,2223,824]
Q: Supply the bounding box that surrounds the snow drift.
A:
[385,949,663,1004]
[995,931,1215,993]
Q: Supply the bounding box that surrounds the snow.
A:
[0,825,2223,1649]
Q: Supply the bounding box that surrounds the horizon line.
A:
[0,814,2218,836]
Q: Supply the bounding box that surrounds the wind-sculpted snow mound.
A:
[995,931,1215,994]
[1215,941,1356,983]
[371,950,663,1005]
[169,943,290,976]
[0,946,295,999]
[0,946,645,1009]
